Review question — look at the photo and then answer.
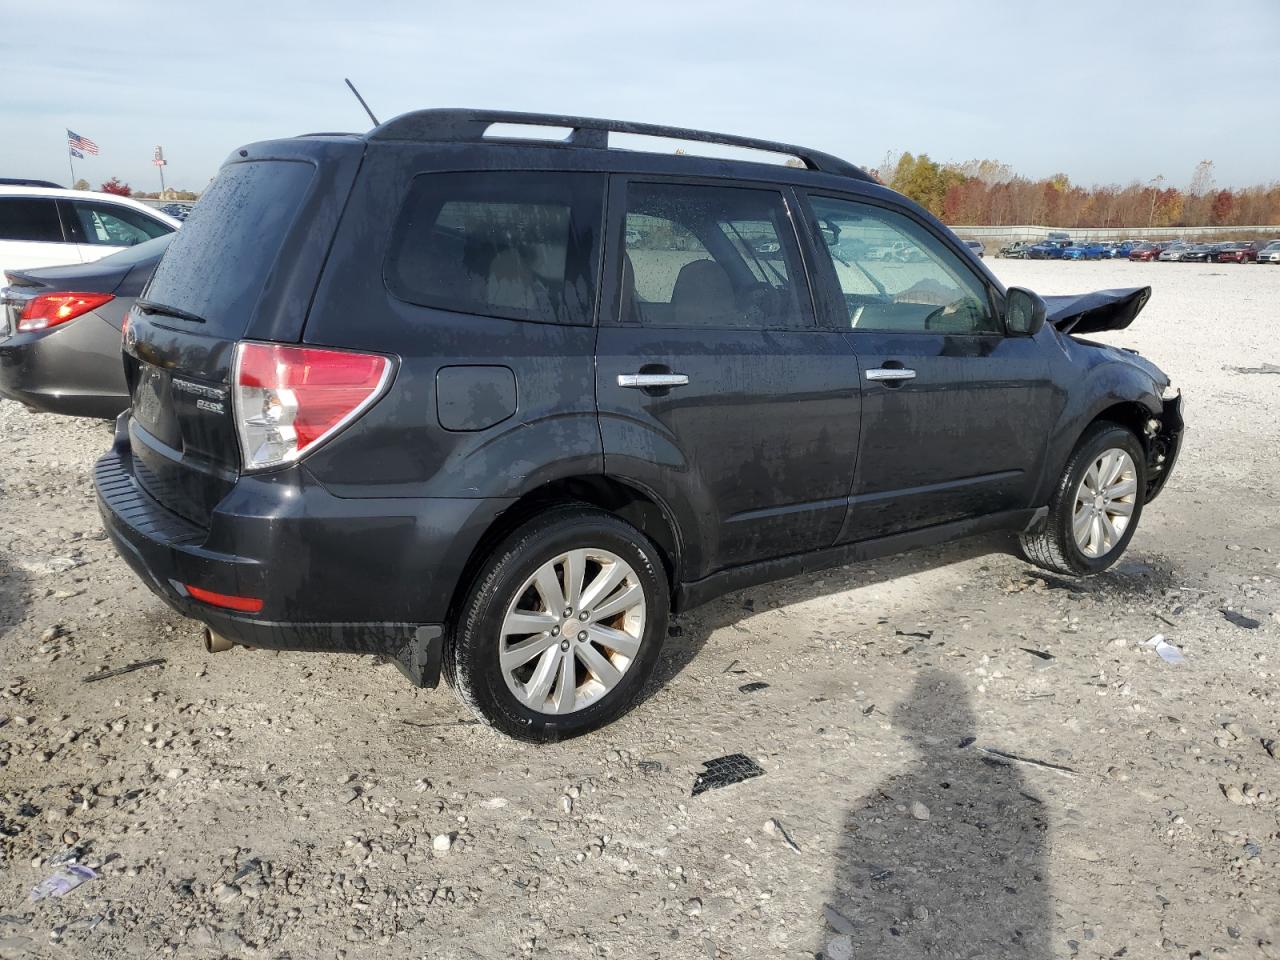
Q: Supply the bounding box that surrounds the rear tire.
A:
[444,505,669,741]
[1020,422,1147,576]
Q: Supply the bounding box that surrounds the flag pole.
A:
[67,150,75,189]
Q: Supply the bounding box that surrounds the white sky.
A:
[4,0,1278,192]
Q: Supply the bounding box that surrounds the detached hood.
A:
[1044,286,1151,335]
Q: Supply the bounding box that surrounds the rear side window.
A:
[385,172,604,326]
[0,198,64,243]
[620,182,812,330]
[143,160,315,338]
[66,200,172,246]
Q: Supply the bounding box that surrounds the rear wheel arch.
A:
[445,475,683,628]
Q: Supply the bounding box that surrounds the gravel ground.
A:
[1,259,1278,959]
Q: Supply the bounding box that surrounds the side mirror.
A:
[1005,286,1047,336]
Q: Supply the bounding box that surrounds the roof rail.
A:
[368,108,873,182]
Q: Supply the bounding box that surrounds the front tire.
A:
[1020,422,1147,576]
[445,506,669,741]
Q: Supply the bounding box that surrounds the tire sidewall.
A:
[452,509,669,741]
[1055,424,1147,574]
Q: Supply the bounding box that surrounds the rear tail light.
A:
[18,292,114,332]
[232,342,392,471]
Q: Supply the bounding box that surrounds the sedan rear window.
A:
[385,172,604,326]
[142,160,315,338]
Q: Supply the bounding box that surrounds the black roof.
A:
[367,108,873,183]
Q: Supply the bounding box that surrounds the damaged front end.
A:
[1044,286,1151,335]
[1044,284,1183,502]
[1143,391,1184,503]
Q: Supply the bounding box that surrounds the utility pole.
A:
[153,145,167,195]
[1148,174,1165,228]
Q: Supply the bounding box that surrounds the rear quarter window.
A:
[0,197,64,243]
[385,171,605,326]
[142,160,315,338]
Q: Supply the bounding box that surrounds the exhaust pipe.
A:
[203,627,235,654]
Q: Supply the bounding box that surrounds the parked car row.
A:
[3,110,1183,739]
[998,236,1280,263]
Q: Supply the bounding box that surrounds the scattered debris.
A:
[763,818,801,853]
[1144,633,1186,665]
[229,858,262,884]
[957,736,976,748]
[738,681,769,694]
[895,629,933,640]
[82,657,167,683]
[692,754,765,796]
[1227,362,1280,375]
[977,747,1078,777]
[1221,609,1261,630]
[30,864,97,901]
[1020,648,1055,661]
[909,801,931,821]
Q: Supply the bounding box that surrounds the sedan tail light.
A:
[232,342,392,471]
[18,292,114,332]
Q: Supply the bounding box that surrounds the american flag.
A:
[67,129,99,157]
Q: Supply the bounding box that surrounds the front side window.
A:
[620,182,811,330]
[0,198,64,243]
[68,200,172,246]
[808,195,1000,335]
[386,171,604,325]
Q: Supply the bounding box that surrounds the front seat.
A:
[670,259,736,328]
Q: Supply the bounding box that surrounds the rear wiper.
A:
[136,299,207,325]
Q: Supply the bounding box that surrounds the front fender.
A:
[1034,357,1163,507]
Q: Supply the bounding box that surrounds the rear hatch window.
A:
[126,159,318,525]
[141,160,315,338]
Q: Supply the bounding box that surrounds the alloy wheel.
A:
[499,549,646,715]
[1072,448,1139,558]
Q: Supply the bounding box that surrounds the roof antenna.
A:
[344,78,380,127]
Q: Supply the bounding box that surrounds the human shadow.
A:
[819,669,1052,959]
[0,545,29,644]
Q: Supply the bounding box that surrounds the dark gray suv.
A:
[94,110,1183,740]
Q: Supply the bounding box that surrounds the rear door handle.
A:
[865,367,917,382]
[618,373,689,389]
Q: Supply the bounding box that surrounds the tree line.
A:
[876,154,1280,228]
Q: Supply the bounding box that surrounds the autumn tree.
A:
[72,178,90,191]
[99,177,132,196]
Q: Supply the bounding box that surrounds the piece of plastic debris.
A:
[764,817,801,853]
[1021,648,1055,661]
[895,629,933,640]
[957,736,976,748]
[978,746,1077,777]
[30,864,97,901]
[1221,609,1261,630]
[82,658,166,683]
[82,660,168,686]
[692,754,765,796]
[738,682,769,694]
[1144,633,1186,665]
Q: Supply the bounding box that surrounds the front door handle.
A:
[865,367,917,382]
[618,373,689,389]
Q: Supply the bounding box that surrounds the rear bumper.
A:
[94,415,513,686]
[0,313,129,419]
